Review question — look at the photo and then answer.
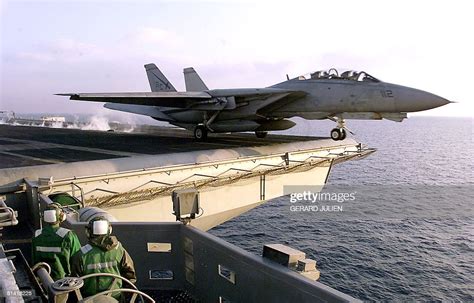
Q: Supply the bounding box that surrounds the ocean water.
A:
[210,117,474,302]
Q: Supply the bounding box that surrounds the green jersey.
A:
[71,235,136,299]
[31,225,81,281]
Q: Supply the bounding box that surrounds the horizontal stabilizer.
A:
[144,63,176,92]
[184,67,208,91]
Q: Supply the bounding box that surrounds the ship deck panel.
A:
[0,125,322,169]
[0,153,47,168]
[13,147,124,162]
[0,139,22,145]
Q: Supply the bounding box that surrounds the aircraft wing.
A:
[56,92,213,108]
[57,88,307,111]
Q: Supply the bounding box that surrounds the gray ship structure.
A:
[0,117,374,302]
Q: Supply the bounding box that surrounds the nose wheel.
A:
[330,128,346,141]
[328,116,352,141]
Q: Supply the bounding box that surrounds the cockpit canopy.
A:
[297,68,380,83]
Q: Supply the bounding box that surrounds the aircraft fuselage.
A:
[162,79,449,124]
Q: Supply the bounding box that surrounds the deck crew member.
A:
[71,217,136,299]
[31,203,81,281]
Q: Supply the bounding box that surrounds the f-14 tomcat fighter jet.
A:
[58,64,451,140]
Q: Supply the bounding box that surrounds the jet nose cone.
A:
[396,87,452,112]
[428,94,451,109]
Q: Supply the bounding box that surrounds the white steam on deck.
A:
[0,112,137,133]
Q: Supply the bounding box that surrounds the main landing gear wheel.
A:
[330,128,346,141]
[194,125,208,141]
[255,131,268,138]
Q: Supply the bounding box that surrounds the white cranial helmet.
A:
[43,209,58,223]
[92,220,110,235]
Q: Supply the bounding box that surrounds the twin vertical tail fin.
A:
[144,63,176,92]
[183,67,208,91]
[144,64,209,92]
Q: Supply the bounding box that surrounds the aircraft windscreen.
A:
[298,69,380,82]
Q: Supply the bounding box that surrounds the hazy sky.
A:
[1,0,472,117]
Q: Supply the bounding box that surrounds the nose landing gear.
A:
[330,128,346,140]
[329,117,352,141]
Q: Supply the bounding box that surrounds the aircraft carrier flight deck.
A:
[0,124,318,169]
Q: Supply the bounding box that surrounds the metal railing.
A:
[40,146,374,209]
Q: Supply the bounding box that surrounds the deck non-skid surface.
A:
[0,125,321,169]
